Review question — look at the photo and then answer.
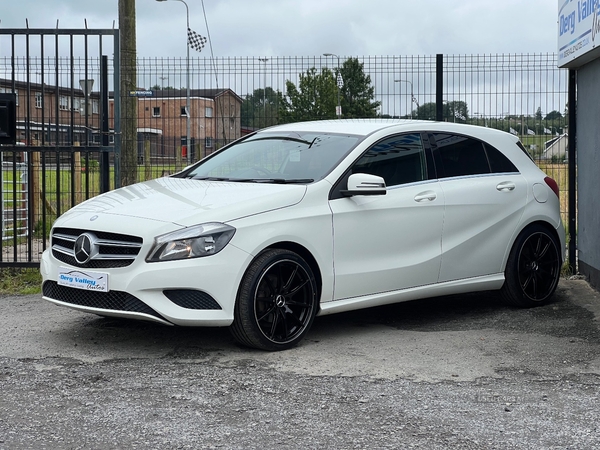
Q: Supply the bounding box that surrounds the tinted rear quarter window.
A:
[517,141,535,162]
[485,143,518,173]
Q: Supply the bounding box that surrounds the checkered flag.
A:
[187,28,207,53]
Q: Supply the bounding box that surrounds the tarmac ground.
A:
[0,279,599,449]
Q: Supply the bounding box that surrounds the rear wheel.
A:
[501,224,561,307]
[230,249,318,351]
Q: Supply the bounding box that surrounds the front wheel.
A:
[501,224,561,307]
[230,249,318,351]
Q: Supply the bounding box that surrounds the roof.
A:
[109,88,243,103]
[260,119,517,141]
[0,77,99,97]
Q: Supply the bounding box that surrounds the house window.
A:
[59,95,69,110]
[153,106,161,117]
[92,99,99,114]
[205,107,213,118]
[73,97,81,112]
[205,137,213,148]
[35,92,43,109]
[180,106,188,116]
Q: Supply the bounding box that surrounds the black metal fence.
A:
[0,52,570,266]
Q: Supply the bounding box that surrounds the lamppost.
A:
[323,53,343,119]
[258,58,268,126]
[156,0,191,165]
[79,79,94,144]
[394,79,419,117]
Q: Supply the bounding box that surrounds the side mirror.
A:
[340,173,387,197]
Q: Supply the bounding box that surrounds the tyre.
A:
[501,224,561,307]
[230,249,318,351]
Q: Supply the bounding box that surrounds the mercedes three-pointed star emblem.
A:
[73,233,97,265]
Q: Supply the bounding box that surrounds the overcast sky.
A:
[1,0,559,57]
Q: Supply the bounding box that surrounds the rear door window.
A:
[432,133,517,177]
[432,133,489,177]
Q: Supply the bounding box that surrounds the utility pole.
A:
[119,0,138,187]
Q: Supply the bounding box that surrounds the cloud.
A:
[2,0,557,58]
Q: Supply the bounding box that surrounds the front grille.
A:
[164,289,222,310]
[52,227,143,269]
[43,281,164,320]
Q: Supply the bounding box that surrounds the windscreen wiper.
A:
[229,178,314,184]
[190,176,232,181]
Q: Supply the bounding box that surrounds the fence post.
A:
[175,146,183,172]
[100,55,110,193]
[436,54,444,121]
[144,139,151,180]
[31,151,41,230]
[568,69,577,273]
[73,147,82,205]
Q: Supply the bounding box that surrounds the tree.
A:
[413,102,437,120]
[279,67,337,123]
[444,101,469,123]
[241,87,284,129]
[413,101,469,122]
[544,110,563,121]
[543,109,566,135]
[338,58,380,118]
[535,106,543,120]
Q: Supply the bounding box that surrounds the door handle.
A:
[496,182,516,192]
[414,191,437,202]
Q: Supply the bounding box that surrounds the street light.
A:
[394,79,419,117]
[156,0,191,165]
[323,53,343,119]
[258,58,268,126]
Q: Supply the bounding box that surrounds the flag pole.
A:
[183,1,191,166]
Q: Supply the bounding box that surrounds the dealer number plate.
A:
[57,267,109,292]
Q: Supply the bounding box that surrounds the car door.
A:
[328,133,444,301]
[431,132,528,282]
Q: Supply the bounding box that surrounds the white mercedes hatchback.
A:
[41,120,565,350]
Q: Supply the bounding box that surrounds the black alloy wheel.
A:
[502,224,561,307]
[231,249,318,351]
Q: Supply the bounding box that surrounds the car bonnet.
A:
[56,177,307,227]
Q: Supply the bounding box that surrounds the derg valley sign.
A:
[558,0,600,67]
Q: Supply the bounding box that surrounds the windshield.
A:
[184,132,360,183]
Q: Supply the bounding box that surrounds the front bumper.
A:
[40,243,253,327]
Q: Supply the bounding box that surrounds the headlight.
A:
[146,222,236,262]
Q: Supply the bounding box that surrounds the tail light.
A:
[544,176,560,199]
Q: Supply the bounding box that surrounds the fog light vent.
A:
[163,289,222,310]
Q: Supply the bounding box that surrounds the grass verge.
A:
[0,268,42,296]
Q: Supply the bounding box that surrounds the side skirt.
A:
[317,274,505,316]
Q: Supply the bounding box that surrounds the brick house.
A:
[110,88,243,163]
[1,79,243,165]
[0,78,101,146]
